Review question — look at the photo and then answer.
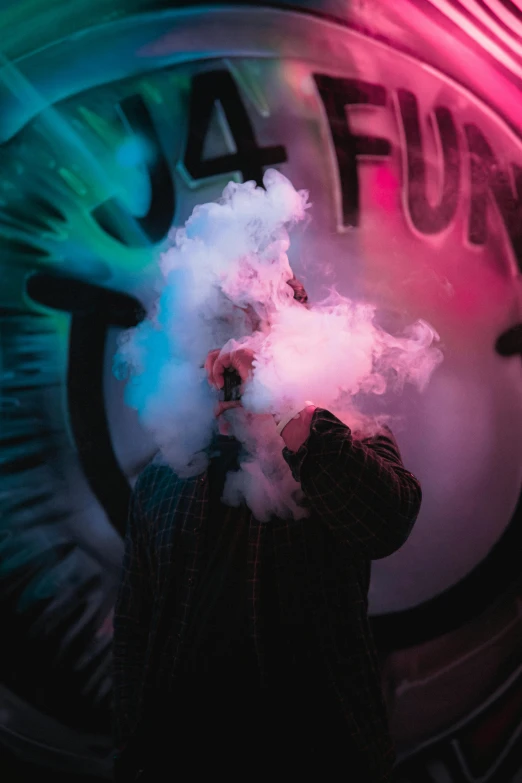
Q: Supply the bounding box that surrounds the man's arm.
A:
[112,481,152,769]
[204,346,421,558]
[282,408,422,560]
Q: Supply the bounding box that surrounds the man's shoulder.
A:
[134,462,180,510]
[133,460,207,522]
[135,461,178,493]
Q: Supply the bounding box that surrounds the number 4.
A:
[183,69,287,187]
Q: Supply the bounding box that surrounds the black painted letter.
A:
[465,123,522,271]
[26,273,145,533]
[92,94,175,246]
[313,75,391,227]
[183,70,287,187]
[397,90,460,235]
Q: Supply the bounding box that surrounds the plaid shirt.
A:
[112,408,422,780]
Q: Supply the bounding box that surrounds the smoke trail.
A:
[114,169,442,520]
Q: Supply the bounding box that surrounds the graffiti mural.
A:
[1,1,522,781]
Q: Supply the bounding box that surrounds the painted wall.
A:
[0,2,521,781]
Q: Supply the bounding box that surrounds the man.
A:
[112,280,422,782]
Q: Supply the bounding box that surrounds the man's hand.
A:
[205,346,255,431]
[204,345,315,448]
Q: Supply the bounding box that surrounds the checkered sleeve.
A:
[111,480,152,759]
[283,408,422,559]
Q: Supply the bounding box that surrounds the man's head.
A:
[287,276,309,307]
[238,275,310,333]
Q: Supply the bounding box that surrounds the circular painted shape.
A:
[1,5,522,775]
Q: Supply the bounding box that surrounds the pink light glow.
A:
[372,166,400,215]
[425,0,522,79]
[458,0,522,58]
[483,0,522,43]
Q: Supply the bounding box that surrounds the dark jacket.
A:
[112,408,422,780]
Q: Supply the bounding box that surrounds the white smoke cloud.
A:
[114,169,442,520]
